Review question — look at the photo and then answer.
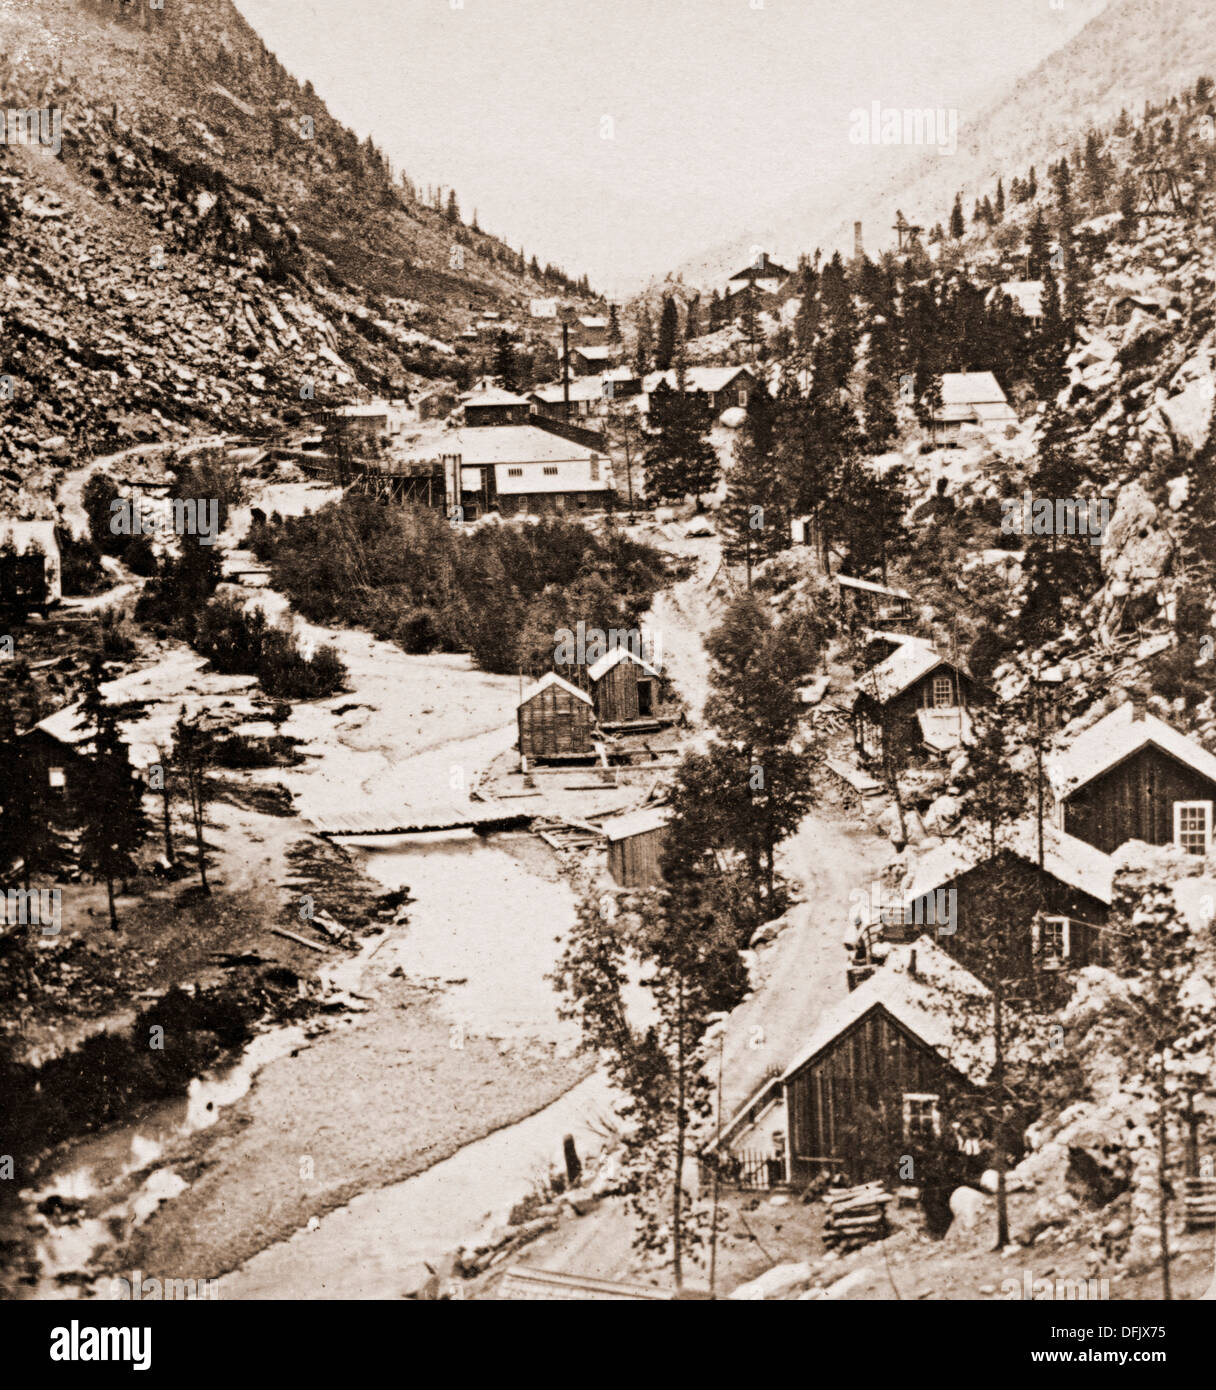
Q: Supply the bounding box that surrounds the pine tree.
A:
[994,176,1006,222]
[492,330,517,390]
[655,296,679,371]
[633,306,653,376]
[1027,209,1052,279]
[721,384,785,580]
[644,379,720,508]
[949,193,966,240]
[77,659,146,931]
[607,303,622,341]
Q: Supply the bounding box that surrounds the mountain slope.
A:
[674,0,1216,287]
[0,0,595,505]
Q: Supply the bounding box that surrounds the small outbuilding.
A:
[0,519,62,613]
[517,671,596,763]
[602,804,670,887]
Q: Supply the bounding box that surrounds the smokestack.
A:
[854,221,864,259]
[908,948,918,979]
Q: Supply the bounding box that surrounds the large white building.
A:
[433,425,613,517]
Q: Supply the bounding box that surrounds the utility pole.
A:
[709,1033,724,1298]
[561,321,571,422]
[1034,658,1045,871]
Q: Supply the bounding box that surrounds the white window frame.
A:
[1174,801,1213,856]
[902,1092,941,1142]
[1032,915,1070,970]
[931,673,955,709]
[737,387,748,408]
[48,766,66,790]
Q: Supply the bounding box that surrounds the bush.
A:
[122,533,158,577]
[189,596,346,699]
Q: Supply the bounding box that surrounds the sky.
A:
[232,0,1109,295]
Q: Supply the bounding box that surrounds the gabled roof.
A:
[418,425,603,466]
[587,646,662,683]
[463,386,531,407]
[899,819,1113,907]
[577,315,609,329]
[570,344,614,361]
[780,938,993,1085]
[518,671,593,707]
[529,379,606,404]
[837,574,911,600]
[853,641,968,704]
[644,366,753,395]
[1048,702,1216,801]
[0,519,59,555]
[940,371,1010,407]
[601,804,671,842]
[728,253,791,282]
[995,280,1045,318]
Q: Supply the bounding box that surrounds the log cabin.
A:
[1048,701,1216,858]
[462,387,533,427]
[778,939,992,1185]
[888,820,1113,987]
[601,804,670,887]
[587,647,665,725]
[516,672,596,763]
[852,638,979,760]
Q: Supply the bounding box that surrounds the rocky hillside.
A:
[673,0,1216,287]
[0,0,597,506]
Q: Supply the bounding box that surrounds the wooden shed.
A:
[1049,701,1216,858]
[517,671,596,763]
[602,804,670,887]
[587,647,664,726]
[780,939,992,1186]
[836,574,914,629]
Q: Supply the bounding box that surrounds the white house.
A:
[0,518,62,606]
[933,372,1018,440]
[432,425,614,517]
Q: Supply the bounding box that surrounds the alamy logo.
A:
[110,1270,219,1301]
[49,1321,151,1371]
[849,882,956,936]
[1,887,60,937]
[553,621,663,671]
[1,107,62,155]
[1001,1269,1110,1300]
[1001,493,1110,546]
[110,497,220,546]
[849,103,957,156]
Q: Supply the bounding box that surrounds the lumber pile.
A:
[823,1181,894,1250]
[1183,1176,1216,1230]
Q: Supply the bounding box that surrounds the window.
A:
[543,465,559,476]
[48,767,65,791]
[1174,801,1212,856]
[931,674,955,708]
[507,467,523,477]
[737,388,748,408]
[902,1093,940,1142]
[1033,915,1070,970]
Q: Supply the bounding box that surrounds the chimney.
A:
[1129,688,1147,722]
[908,948,918,979]
[854,221,864,259]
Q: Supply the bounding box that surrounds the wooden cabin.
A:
[852,640,979,761]
[587,647,664,725]
[779,939,991,1185]
[516,672,596,763]
[890,821,1112,987]
[836,574,914,629]
[1049,701,1216,858]
[602,805,670,887]
[462,387,533,427]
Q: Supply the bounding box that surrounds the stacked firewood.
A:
[823,1181,895,1250]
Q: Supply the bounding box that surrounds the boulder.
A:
[948,1186,989,1231]
[728,1260,815,1301]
